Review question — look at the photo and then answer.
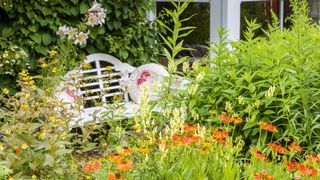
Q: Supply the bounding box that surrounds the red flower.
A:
[219,114,232,123]
[267,142,289,155]
[231,116,243,124]
[83,160,100,173]
[116,159,133,172]
[253,151,266,160]
[284,161,298,172]
[306,154,320,163]
[182,124,198,134]
[259,122,277,132]
[122,146,133,156]
[109,152,124,163]
[212,128,229,140]
[254,170,274,180]
[15,148,22,154]
[108,172,125,180]
[288,143,302,152]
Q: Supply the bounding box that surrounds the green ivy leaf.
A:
[30,33,42,44]
[42,33,52,46]
[80,2,89,14]
[28,25,37,32]
[2,27,14,37]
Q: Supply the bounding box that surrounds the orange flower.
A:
[267,142,289,155]
[254,170,274,180]
[198,148,208,154]
[211,137,227,145]
[219,114,232,123]
[83,160,100,173]
[182,124,198,134]
[15,148,22,154]
[108,172,125,180]
[253,150,266,160]
[109,152,124,163]
[296,164,318,177]
[231,116,243,124]
[122,146,133,156]
[259,122,277,132]
[284,160,298,172]
[116,159,133,171]
[139,147,151,154]
[288,143,302,152]
[306,154,320,163]
[212,128,229,140]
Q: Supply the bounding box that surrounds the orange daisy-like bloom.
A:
[253,150,266,160]
[306,154,320,163]
[116,159,133,172]
[254,170,274,180]
[296,163,318,177]
[108,172,125,180]
[122,146,133,156]
[139,147,151,154]
[231,116,243,124]
[182,124,198,134]
[259,122,277,132]
[284,160,298,172]
[109,152,124,163]
[83,160,100,173]
[288,143,302,152]
[212,128,229,140]
[211,137,227,145]
[15,148,22,154]
[219,114,232,123]
[267,142,289,155]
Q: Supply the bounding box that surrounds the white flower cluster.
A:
[56,2,106,46]
[0,45,29,75]
[56,25,90,46]
[85,2,106,27]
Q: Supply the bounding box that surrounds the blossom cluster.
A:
[85,2,106,27]
[56,25,89,46]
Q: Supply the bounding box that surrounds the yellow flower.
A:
[32,175,37,179]
[21,143,29,149]
[106,66,112,71]
[38,131,46,140]
[40,63,48,69]
[49,116,55,122]
[8,177,14,180]
[82,63,90,69]
[21,104,29,109]
[5,130,11,135]
[48,50,58,57]
[0,144,4,151]
[51,67,57,73]
[2,88,9,95]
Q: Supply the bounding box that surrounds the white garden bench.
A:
[55,53,169,127]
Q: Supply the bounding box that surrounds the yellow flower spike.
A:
[40,63,48,69]
[48,50,58,57]
[2,88,9,95]
[0,144,4,151]
[21,143,29,149]
[51,67,57,73]
[82,63,90,69]
[38,131,46,140]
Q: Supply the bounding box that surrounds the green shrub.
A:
[184,0,320,151]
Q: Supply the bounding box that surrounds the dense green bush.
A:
[183,0,320,151]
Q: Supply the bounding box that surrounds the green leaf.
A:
[44,154,54,167]
[80,2,89,14]
[242,121,257,130]
[42,33,52,45]
[2,27,14,37]
[28,25,37,32]
[263,110,275,115]
[71,0,78,4]
[30,33,42,44]
[189,99,196,109]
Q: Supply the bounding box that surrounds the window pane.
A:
[157,2,210,58]
[309,0,320,23]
